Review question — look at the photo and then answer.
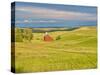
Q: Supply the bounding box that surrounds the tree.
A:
[23,28,33,42]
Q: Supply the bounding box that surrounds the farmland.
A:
[11,26,97,73]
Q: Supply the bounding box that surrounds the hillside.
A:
[12,26,97,73]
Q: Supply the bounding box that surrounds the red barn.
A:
[44,32,53,41]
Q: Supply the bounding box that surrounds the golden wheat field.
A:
[11,26,97,73]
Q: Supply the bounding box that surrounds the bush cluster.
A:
[15,28,33,42]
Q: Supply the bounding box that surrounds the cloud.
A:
[16,6,97,21]
[16,20,59,23]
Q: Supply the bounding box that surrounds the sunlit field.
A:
[11,26,97,73]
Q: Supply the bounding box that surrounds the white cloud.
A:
[16,20,59,23]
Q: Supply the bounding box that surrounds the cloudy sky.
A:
[13,2,97,28]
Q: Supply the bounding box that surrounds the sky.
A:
[12,2,97,28]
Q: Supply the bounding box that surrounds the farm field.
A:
[12,26,97,73]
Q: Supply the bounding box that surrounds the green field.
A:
[12,26,97,73]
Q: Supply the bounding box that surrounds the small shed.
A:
[44,32,53,41]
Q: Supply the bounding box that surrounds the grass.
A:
[12,26,97,73]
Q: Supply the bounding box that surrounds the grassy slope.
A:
[14,26,97,73]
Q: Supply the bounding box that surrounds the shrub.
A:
[56,35,61,40]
